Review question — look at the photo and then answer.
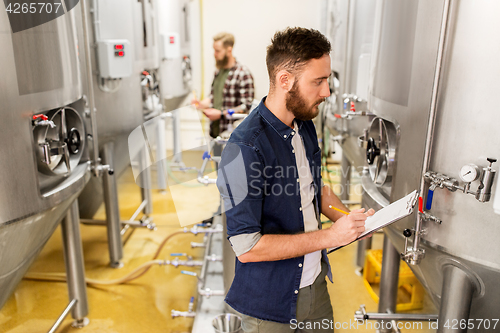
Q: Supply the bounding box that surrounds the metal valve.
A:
[476,158,497,202]
[400,227,425,265]
[402,228,412,259]
[425,157,497,206]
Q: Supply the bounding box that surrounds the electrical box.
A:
[97,39,132,79]
[160,32,181,60]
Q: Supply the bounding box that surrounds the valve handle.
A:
[181,270,197,277]
[334,114,342,119]
[366,138,380,165]
[426,189,434,210]
[33,114,48,121]
[202,151,211,160]
[487,157,497,165]
[403,229,412,238]
[227,109,235,116]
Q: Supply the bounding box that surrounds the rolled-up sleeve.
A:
[217,142,264,256]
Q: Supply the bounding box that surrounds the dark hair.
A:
[266,27,331,89]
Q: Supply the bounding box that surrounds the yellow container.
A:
[363,249,424,311]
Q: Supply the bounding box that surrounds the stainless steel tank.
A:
[157,0,193,112]
[77,0,145,218]
[323,0,377,173]
[0,6,90,309]
[321,0,378,268]
[362,0,500,330]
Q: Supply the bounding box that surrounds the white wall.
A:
[171,0,323,151]
[199,0,323,100]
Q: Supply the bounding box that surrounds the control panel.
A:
[97,39,132,79]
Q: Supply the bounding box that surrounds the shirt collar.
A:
[258,97,304,141]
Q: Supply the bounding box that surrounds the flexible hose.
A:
[24,230,191,286]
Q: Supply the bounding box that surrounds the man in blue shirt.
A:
[217,27,374,332]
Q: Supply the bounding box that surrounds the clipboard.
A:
[327,190,419,253]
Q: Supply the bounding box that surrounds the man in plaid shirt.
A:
[192,32,255,138]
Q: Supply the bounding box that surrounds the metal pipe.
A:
[80,0,100,175]
[415,0,452,250]
[437,265,474,333]
[139,148,153,215]
[47,299,77,333]
[355,312,438,322]
[61,201,89,324]
[341,154,351,201]
[80,218,150,228]
[377,235,400,333]
[341,0,352,116]
[101,142,124,268]
[129,199,148,222]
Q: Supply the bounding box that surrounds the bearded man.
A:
[192,32,254,138]
[217,27,374,332]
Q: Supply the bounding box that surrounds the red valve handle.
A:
[350,101,356,112]
[334,114,342,119]
[418,197,423,213]
[142,71,150,76]
[33,114,48,121]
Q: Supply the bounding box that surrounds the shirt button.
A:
[292,149,295,153]
[284,135,287,138]
[296,178,300,183]
[294,290,299,294]
[299,207,302,211]
[291,131,295,135]
[298,263,303,268]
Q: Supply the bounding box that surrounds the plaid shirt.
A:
[210,61,255,133]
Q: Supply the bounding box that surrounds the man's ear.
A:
[226,46,233,56]
[276,70,294,92]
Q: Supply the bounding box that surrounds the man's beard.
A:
[216,55,229,70]
[285,81,324,121]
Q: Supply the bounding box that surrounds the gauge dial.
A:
[459,164,480,183]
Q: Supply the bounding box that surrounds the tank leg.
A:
[437,265,474,333]
[156,116,168,190]
[340,154,351,201]
[61,200,89,327]
[172,108,183,165]
[355,237,372,272]
[140,148,153,216]
[102,141,124,268]
[378,234,400,333]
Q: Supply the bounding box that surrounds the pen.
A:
[192,90,199,107]
[328,205,349,215]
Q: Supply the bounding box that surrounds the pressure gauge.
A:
[459,164,480,183]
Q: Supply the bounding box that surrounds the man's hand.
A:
[327,208,375,247]
[203,108,223,121]
[191,98,201,109]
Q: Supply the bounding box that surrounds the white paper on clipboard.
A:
[328,190,419,253]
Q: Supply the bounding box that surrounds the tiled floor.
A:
[0,154,437,332]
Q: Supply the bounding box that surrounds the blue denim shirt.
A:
[217,98,332,323]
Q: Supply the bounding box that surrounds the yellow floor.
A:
[0,155,436,332]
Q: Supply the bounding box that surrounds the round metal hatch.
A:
[366,117,397,186]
